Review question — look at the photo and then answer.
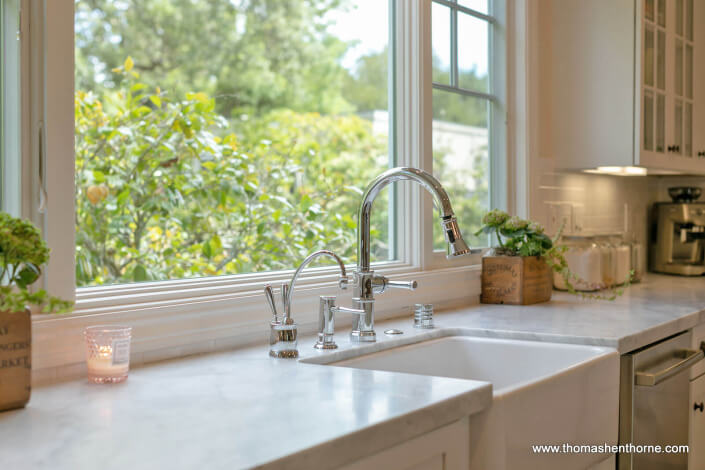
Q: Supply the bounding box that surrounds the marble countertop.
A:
[0,338,492,470]
[428,273,705,353]
[1,273,703,469]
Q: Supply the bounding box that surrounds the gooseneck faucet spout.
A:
[351,167,476,343]
[285,249,348,321]
[357,167,472,272]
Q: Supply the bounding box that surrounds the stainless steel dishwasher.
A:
[619,331,705,469]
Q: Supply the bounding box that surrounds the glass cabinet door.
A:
[672,0,694,157]
[643,0,667,153]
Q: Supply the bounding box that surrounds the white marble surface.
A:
[0,342,491,470]
[426,273,705,353]
[1,273,703,469]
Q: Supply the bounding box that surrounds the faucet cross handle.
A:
[380,278,418,293]
[387,280,417,290]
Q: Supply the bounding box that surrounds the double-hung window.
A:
[430,0,504,253]
[17,0,507,370]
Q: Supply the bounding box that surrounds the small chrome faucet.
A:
[345,167,477,342]
[266,249,349,357]
[315,296,365,350]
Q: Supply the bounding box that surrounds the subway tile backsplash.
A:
[535,172,705,262]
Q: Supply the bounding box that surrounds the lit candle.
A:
[86,345,128,376]
[84,326,132,383]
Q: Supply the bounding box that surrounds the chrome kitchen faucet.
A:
[345,167,477,342]
[266,167,476,355]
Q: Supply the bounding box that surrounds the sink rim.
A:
[300,328,617,397]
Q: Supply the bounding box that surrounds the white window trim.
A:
[24,0,513,379]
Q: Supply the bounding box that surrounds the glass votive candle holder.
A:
[84,325,132,384]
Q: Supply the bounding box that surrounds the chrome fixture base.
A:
[269,320,298,359]
[350,329,377,343]
[269,349,299,359]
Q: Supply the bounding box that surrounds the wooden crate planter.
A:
[0,309,31,411]
[481,255,553,305]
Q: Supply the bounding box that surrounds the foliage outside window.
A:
[74,0,492,287]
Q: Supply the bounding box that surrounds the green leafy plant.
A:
[75,62,392,285]
[476,209,630,300]
[73,0,493,287]
[0,212,73,313]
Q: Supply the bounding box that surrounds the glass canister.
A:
[553,235,604,292]
[630,239,645,282]
[594,235,617,288]
[608,234,633,286]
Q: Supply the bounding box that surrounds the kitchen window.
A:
[74,0,395,287]
[19,0,507,367]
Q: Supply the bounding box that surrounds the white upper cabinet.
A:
[549,0,705,174]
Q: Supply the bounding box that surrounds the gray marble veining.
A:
[1,273,703,470]
[428,273,705,353]
[0,345,491,470]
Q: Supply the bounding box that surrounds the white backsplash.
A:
[536,172,652,238]
[533,172,705,268]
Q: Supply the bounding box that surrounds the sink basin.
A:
[332,335,612,396]
[305,331,620,470]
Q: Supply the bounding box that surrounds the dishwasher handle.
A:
[635,346,705,387]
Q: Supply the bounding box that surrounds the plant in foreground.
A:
[0,212,73,313]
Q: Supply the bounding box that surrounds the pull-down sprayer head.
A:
[440,215,471,258]
[357,167,476,271]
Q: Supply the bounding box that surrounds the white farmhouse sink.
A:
[306,332,620,470]
[333,336,612,396]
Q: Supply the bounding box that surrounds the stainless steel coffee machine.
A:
[650,187,705,276]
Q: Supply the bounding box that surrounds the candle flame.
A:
[98,345,113,358]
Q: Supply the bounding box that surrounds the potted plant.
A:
[476,210,630,305]
[475,210,559,305]
[0,212,71,411]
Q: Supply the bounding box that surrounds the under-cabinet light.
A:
[583,166,648,176]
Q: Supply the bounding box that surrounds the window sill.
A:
[31,263,482,384]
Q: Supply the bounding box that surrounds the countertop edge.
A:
[616,308,705,352]
[251,382,493,470]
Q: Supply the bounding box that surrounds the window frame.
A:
[23,0,510,375]
[1,0,23,216]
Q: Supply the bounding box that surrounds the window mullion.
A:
[388,0,398,261]
[450,5,459,87]
[394,0,433,269]
[489,0,508,214]
[41,0,76,303]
